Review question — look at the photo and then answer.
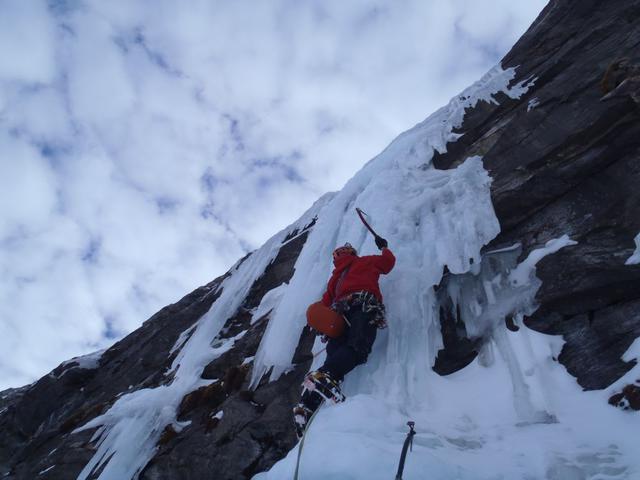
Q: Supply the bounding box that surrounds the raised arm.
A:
[375,248,395,274]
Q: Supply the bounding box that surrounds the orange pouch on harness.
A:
[306,302,345,338]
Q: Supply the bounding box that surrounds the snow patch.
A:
[527,97,540,111]
[625,233,640,265]
[174,419,191,432]
[211,410,224,420]
[242,356,255,365]
[507,75,537,99]
[622,337,640,362]
[38,465,55,475]
[59,348,105,372]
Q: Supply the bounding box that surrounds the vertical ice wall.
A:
[251,66,534,399]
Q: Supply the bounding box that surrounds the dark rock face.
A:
[2,1,640,478]
[432,0,640,390]
[550,299,640,390]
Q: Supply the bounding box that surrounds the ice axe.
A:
[356,207,387,249]
[395,421,416,480]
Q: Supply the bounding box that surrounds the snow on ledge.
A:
[56,348,106,378]
[61,349,105,370]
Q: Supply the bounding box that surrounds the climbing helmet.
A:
[332,243,357,260]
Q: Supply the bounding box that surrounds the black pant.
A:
[319,306,378,382]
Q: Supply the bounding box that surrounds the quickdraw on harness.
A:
[333,290,388,329]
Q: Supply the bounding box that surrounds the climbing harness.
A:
[335,291,387,329]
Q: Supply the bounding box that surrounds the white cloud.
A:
[0,0,56,84]
[0,131,58,232]
[65,12,137,124]
[0,0,547,389]
[3,86,73,142]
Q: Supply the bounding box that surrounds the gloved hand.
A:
[375,235,388,250]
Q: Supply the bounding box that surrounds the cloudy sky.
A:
[0,0,547,390]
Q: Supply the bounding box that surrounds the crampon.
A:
[302,370,346,404]
[293,371,345,439]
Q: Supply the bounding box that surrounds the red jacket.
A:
[321,248,395,307]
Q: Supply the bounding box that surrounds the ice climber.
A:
[294,236,395,437]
